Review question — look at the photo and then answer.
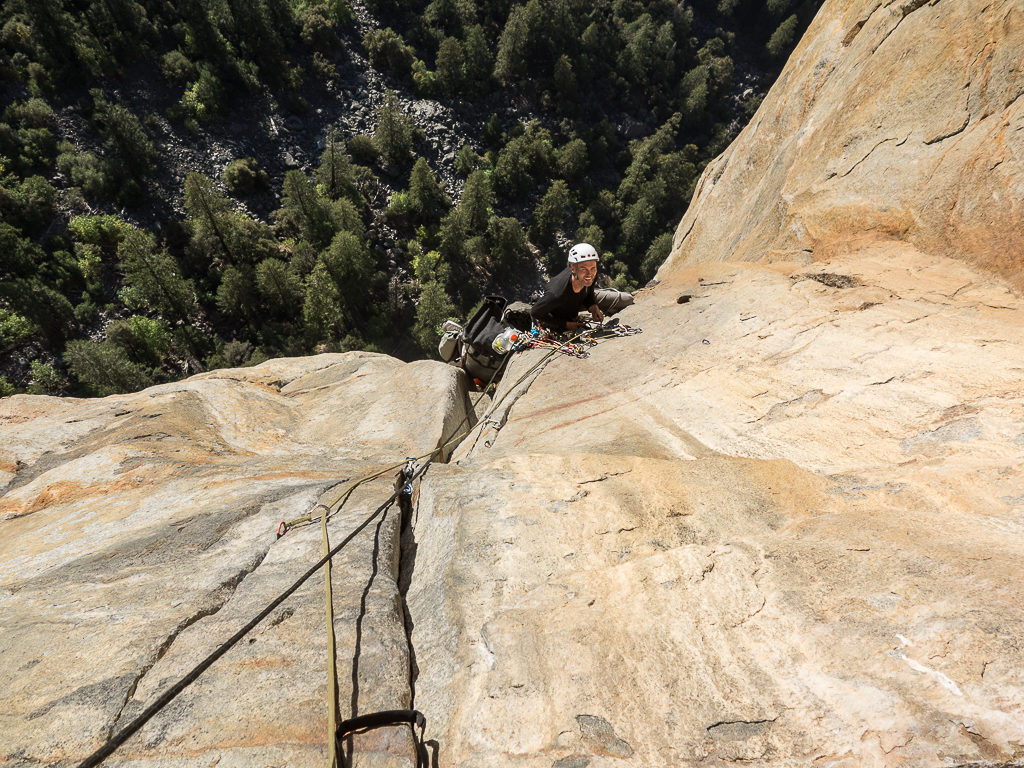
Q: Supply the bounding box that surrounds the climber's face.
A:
[572,261,598,285]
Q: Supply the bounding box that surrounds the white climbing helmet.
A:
[567,243,599,265]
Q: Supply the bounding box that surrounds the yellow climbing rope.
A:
[295,324,626,768]
[322,510,339,768]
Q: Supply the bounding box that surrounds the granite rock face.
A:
[3,0,1024,766]
[0,353,473,767]
[410,247,1024,766]
[662,0,1024,292]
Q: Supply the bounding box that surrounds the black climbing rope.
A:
[75,319,638,767]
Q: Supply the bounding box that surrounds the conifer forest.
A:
[0,0,821,396]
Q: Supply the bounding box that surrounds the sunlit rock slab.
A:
[410,244,1024,766]
[0,352,472,767]
[663,0,1024,292]
[408,451,1023,766]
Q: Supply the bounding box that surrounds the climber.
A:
[531,243,634,332]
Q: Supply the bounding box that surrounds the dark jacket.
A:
[531,267,595,331]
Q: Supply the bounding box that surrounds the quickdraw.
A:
[581,320,643,343]
[398,458,417,497]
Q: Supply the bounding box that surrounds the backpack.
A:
[460,295,508,381]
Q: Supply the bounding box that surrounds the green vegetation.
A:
[0,0,821,396]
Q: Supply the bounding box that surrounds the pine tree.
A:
[0,277,76,342]
[552,54,577,101]
[331,197,364,238]
[437,207,468,269]
[486,215,528,279]
[302,261,345,343]
[216,265,258,321]
[618,113,681,204]
[315,231,376,335]
[184,172,238,264]
[364,28,417,79]
[493,136,533,200]
[413,280,457,353]
[315,129,358,202]
[302,231,376,343]
[423,0,464,37]
[276,170,337,251]
[117,229,197,320]
[766,14,799,58]
[408,158,451,222]
[640,231,673,282]
[532,179,570,248]
[5,175,56,235]
[91,90,157,176]
[766,0,794,16]
[555,138,587,180]
[435,37,465,96]
[458,169,492,233]
[493,123,552,200]
[255,257,303,317]
[0,222,39,280]
[27,360,66,395]
[493,5,529,85]
[620,197,656,259]
[19,0,87,80]
[454,143,480,176]
[0,307,34,352]
[65,338,153,395]
[374,90,415,166]
[225,0,293,85]
[222,157,268,196]
[106,316,174,369]
[463,25,493,96]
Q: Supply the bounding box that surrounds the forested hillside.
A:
[0,0,821,396]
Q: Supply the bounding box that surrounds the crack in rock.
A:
[597,525,637,536]
[841,137,902,177]
[843,0,884,48]
[872,0,936,54]
[728,595,768,628]
[924,115,970,145]
[110,544,275,733]
[799,272,862,289]
[578,470,633,485]
[552,757,591,768]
